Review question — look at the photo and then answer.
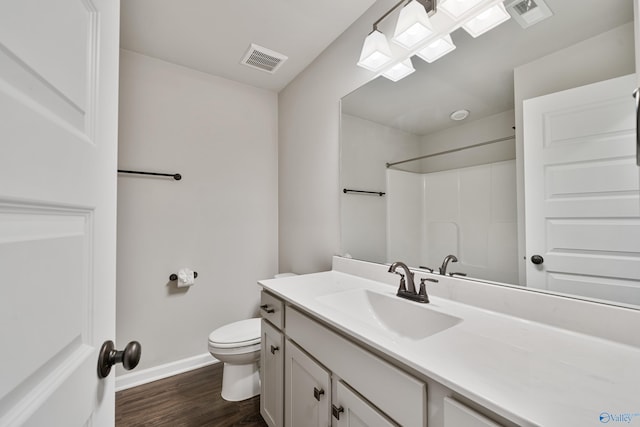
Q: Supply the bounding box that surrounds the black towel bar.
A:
[118,169,182,180]
[343,188,385,196]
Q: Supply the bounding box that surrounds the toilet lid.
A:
[208,318,261,348]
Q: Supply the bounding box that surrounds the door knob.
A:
[97,340,141,379]
[531,255,544,265]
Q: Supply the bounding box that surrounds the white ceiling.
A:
[120,0,376,92]
[341,0,634,136]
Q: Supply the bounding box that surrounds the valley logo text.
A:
[600,412,640,424]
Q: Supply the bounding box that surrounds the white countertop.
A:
[259,270,640,427]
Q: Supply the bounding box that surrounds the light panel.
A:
[439,0,484,19]
[462,3,511,37]
[416,34,456,63]
[382,58,416,82]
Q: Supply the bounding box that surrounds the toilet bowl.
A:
[208,317,261,401]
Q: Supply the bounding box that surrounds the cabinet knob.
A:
[270,345,279,355]
[260,304,275,314]
[332,404,344,420]
[313,387,325,401]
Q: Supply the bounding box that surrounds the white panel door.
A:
[0,0,120,426]
[523,74,640,304]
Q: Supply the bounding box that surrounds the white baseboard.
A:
[115,353,219,392]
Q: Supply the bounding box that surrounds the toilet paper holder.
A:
[169,272,198,281]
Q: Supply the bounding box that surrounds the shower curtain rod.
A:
[385,135,515,168]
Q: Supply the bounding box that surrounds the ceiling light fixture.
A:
[357,0,511,81]
[450,109,470,120]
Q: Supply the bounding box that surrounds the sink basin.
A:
[316,288,461,340]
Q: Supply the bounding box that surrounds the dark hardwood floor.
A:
[116,363,268,427]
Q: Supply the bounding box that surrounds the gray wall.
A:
[117,50,278,372]
[340,113,421,263]
[279,0,397,274]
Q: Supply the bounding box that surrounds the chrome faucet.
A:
[439,255,458,275]
[388,261,437,304]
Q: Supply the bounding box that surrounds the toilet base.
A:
[220,361,260,401]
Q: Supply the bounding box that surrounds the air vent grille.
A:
[513,0,537,15]
[241,44,288,74]
[506,0,552,28]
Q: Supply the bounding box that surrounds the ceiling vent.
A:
[241,44,288,74]
[505,0,553,28]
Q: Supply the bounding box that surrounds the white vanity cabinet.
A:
[284,339,331,427]
[259,289,515,427]
[261,319,284,427]
[285,306,427,427]
[260,290,426,427]
[260,290,286,427]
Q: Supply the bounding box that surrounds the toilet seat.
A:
[208,318,260,349]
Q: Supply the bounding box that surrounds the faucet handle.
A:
[418,278,437,302]
[418,281,427,296]
[417,280,430,303]
[449,272,467,277]
[419,265,434,273]
[395,272,406,292]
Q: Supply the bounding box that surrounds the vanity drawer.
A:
[260,291,284,329]
[286,306,426,427]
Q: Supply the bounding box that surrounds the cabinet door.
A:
[285,340,331,427]
[333,381,398,427]
[635,0,640,171]
[444,397,503,427]
[261,319,284,427]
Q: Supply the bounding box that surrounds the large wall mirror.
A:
[340,0,639,308]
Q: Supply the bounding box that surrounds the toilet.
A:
[208,317,261,401]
